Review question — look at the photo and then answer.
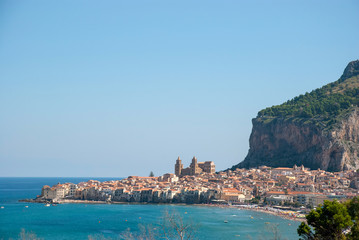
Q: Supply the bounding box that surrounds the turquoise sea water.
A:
[0,178,300,239]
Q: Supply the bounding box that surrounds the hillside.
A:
[231,60,359,172]
[257,60,359,128]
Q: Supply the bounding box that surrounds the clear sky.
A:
[1,0,358,177]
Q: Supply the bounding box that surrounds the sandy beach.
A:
[193,203,306,222]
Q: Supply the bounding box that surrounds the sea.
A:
[0,177,300,240]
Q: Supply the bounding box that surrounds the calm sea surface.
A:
[0,177,300,239]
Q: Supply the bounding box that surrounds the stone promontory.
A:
[231,60,359,172]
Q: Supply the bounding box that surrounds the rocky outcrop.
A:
[341,59,359,81]
[232,61,359,172]
[233,108,359,171]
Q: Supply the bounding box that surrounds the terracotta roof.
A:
[266,191,286,195]
[273,167,293,170]
[288,191,322,195]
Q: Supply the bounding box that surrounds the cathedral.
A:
[175,156,215,177]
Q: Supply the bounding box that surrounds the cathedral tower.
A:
[190,156,201,175]
[175,156,183,176]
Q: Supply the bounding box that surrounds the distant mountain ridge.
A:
[231,60,359,172]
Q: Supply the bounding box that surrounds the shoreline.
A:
[20,198,306,222]
[193,203,305,222]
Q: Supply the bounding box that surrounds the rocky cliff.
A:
[232,60,359,171]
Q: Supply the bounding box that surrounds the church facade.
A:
[175,156,215,177]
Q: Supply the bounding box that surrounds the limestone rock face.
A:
[232,60,359,172]
[341,60,359,81]
[234,108,359,171]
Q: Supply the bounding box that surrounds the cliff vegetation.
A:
[232,60,359,172]
[258,61,359,129]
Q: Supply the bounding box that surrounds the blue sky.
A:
[1,0,358,177]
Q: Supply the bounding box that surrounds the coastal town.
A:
[31,156,359,217]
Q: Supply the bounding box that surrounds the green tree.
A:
[346,196,359,220]
[149,171,154,177]
[297,222,314,240]
[256,73,359,125]
[298,200,353,240]
[346,197,359,240]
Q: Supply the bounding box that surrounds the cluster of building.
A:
[38,157,359,209]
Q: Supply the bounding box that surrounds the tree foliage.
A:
[258,76,359,125]
[298,197,359,240]
[346,197,359,240]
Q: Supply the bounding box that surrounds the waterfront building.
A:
[42,185,66,200]
[35,164,359,206]
[221,188,246,202]
[68,184,77,197]
[265,191,293,205]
